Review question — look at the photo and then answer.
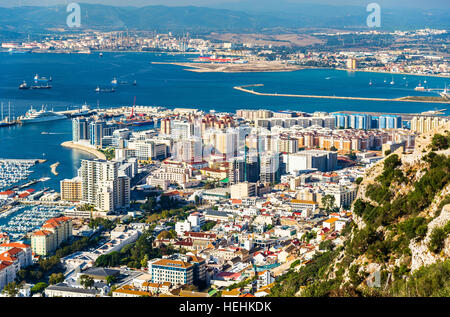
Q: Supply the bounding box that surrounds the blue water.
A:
[0,51,448,191]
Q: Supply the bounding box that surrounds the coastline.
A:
[61,141,107,160]
[334,68,450,79]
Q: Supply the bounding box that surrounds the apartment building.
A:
[31,217,73,256]
[78,159,130,212]
[60,177,82,202]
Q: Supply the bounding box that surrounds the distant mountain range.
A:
[0,3,448,37]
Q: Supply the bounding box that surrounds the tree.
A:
[431,133,449,151]
[2,281,20,297]
[201,221,217,231]
[31,282,48,294]
[322,194,336,212]
[106,275,117,285]
[157,230,175,240]
[49,273,65,285]
[140,254,149,269]
[79,275,95,289]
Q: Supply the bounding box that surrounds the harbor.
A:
[0,205,68,241]
[0,159,40,191]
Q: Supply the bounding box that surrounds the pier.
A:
[234,84,450,104]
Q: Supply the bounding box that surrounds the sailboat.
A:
[390,76,395,85]
[369,79,372,86]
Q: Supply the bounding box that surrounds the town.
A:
[1,104,448,297]
[2,29,450,78]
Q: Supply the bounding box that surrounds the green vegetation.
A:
[201,221,217,231]
[349,264,367,287]
[273,135,450,297]
[94,230,176,269]
[397,217,428,241]
[99,147,115,160]
[88,217,116,230]
[428,221,450,254]
[301,231,316,243]
[1,281,21,297]
[17,235,103,284]
[435,194,450,217]
[145,206,194,224]
[389,260,450,297]
[430,133,450,151]
[79,275,95,289]
[356,153,449,228]
[31,282,48,294]
[156,230,176,240]
[226,276,257,291]
[106,275,117,285]
[319,240,335,252]
[269,251,338,297]
[49,273,65,285]
[321,194,336,212]
[77,204,95,211]
[355,177,363,185]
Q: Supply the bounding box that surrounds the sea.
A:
[0,51,448,194]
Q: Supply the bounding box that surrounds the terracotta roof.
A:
[0,260,12,270]
[152,259,193,269]
[32,230,53,236]
[290,199,317,204]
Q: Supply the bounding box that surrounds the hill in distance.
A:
[0,3,448,35]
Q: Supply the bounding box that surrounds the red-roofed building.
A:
[0,190,14,199]
[0,233,8,244]
[31,217,73,256]
[0,260,15,291]
[0,243,32,291]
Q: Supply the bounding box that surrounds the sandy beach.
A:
[61,141,107,160]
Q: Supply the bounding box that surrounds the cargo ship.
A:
[95,86,115,93]
[34,74,52,82]
[31,83,52,89]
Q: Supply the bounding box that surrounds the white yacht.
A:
[18,105,66,124]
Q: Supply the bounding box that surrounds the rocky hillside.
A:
[271,123,450,297]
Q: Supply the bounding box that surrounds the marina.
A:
[0,159,35,191]
[0,205,67,240]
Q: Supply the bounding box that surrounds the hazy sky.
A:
[2,0,449,9]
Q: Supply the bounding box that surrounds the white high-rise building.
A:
[78,159,130,212]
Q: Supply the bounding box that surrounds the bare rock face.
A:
[410,204,450,272]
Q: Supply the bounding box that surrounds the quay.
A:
[61,141,107,160]
[16,200,75,207]
[234,84,450,104]
[0,158,45,164]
